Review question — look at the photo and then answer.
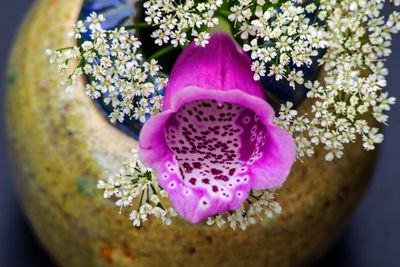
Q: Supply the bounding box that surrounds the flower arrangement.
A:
[48,0,398,230]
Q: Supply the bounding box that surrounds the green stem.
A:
[138,189,145,211]
[124,22,153,30]
[56,46,74,52]
[219,10,231,19]
[150,184,158,195]
[313,1,321,24]
[148,45,175,60]
[146,186,150,204]
[258,42,276,48]
[249,193,260,200]
[275,52,279,65]
[157,203,165,210]
[209,16,233,36]
[390,2,395,12]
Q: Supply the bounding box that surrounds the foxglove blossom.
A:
[139,32,296,223]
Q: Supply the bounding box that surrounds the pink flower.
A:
[139,32,296,224]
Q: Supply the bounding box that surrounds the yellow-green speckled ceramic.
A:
[5,0,377,266]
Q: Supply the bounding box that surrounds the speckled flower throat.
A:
[164,99,267,207]
[139,32,296,224]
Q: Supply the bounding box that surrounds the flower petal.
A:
[248,124,297,189]
[162,31,266,110]
[139,32,296,224]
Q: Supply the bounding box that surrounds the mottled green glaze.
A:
[5,0,377,266]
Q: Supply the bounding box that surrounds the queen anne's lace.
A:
[49,0,399,229]
[47,12,167,124]
[145,0,223,47]
[274,0,398,160]
[97,149,178,227]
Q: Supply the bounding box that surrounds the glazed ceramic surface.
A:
[6,0,377,266]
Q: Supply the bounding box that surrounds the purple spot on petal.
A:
[211,168,223,175]
[215,175,229,182]
[182,162,193,173]
[189,178,197,185]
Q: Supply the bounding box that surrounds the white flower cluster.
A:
[97,148,178,227]
[275,0,398,161]
[207,189,281,230]
[144,0,222,47]
[97,149,280,229]
[48,12,167,123]
[231,0,326,82]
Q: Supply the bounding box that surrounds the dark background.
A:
[1,1,399,266]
